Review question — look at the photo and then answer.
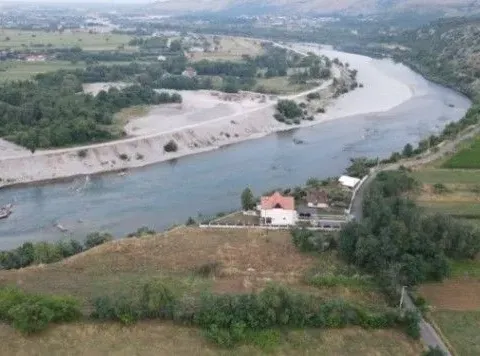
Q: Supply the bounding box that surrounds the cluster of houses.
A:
[258,175,361,226]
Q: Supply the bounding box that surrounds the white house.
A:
[339,175,361,189]
[259,192,297,226]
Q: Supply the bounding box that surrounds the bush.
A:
[0,287,81,334]
[8,302,55,334]
[163,140,178,153]
[77,149,88,158]
[185,216,197,226]
[119,153,129,161]
[276,100,302,119]
[194,261,222,277]
[307,92,321,100]
[433,183,449,194]
[127,226,156,237]
[423,346,446,356]
[402,310,421,339]
[84,232,113,249]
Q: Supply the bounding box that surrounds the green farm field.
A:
[0,29,134,50]
[429,311,480,356]
[0,61,84,82]
[443,136,480,169]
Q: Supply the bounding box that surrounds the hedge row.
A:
[0,287,81,334]
[91,282,420,347]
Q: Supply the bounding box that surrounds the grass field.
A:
[188,37,264,62]
[0,60,85,81]
[0,227,421,354]
[0,323,422,356]
[0,29,133,50]
[255,76,315,94]
[411,167,480,221]
[442,136,480,169]
[411,168,480,185]
[429,311,480,356]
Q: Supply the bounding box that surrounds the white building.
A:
[339,175,361,189]
[259,192,297,226]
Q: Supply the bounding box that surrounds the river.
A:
[0,64,471,249]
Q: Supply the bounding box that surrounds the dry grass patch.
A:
[0,228,314,301]
[189,37,264,62]
[0,228,386,308]
[0,322,422,356]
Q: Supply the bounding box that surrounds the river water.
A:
[0,66,471,249]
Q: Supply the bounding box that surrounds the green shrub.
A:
[402,310,421,339]
[164,140,178,153]
[0,287,28,321]
[433,183,449,194]
[33,242,62,264]
[84,232,113,249]
[423,346,446,356]
[194,261,222,277]
[139,280,177,319]
[77,149,88,158]
[0,287,81,334]
[119,153,129,161]
[127,226,156,238]
[39,295,82,323]
[91,295,139,325]
[9,301,55,334]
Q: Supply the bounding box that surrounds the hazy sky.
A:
[3,0,151,3]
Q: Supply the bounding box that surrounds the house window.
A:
[273,203,283,209]
[266,217,272,224]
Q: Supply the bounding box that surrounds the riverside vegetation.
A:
[0,76,182,151]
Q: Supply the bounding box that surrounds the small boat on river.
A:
[0,204,13,220]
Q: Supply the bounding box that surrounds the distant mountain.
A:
[150,0,480,16]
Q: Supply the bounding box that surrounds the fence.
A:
[199,223,342,231]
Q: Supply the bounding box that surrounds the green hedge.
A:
[91,282,419,347]
[0,287,81,334]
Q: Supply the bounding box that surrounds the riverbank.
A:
[0,45,415,189]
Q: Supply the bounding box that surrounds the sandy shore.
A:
[0,43,414,188]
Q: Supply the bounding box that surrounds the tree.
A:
[241,188,256,211]
[402,143,414,157]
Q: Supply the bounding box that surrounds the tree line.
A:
[0,232,113,270]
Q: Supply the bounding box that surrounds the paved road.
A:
[346,126,480,355]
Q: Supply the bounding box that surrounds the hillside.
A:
[0,227,422,355]
[149,0,479,16]
[390,17,480,97]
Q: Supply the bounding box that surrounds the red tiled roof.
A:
[260,192,295,210]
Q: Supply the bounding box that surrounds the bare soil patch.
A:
[419,278,480,310]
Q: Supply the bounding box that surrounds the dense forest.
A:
[0,76,181,151]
